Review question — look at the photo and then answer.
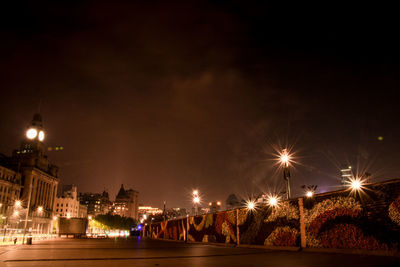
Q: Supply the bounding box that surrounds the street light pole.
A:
[281,149,291,200]
[22,182,33,244]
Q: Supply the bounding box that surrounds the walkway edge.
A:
[302,247,400,257]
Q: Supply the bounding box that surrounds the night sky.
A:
[1,1,399,209]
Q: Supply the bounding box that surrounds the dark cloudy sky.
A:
[1,1,399,209]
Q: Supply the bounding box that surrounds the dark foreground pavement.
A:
[1,237,399,267]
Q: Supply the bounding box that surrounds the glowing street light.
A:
[15,200,22,207]
[306,191,313,198]
[351,179,361,190]
[280,153,290,167]
[53,216,57,221]
[246,200,256,211]
[280,149,292,199]
[217,201,221,206]
[37,206,43,213]
[13,211,19,216]
[88,215,93,220]
[268,195,278,207]
[348,177,364,191]
[192,190,200,215]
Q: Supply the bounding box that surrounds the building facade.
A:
[112,184,139,219]
[0,161,22,216]
[54,185,86,218]
[79,191,110,216]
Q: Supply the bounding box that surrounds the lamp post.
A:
[280,149,291,200]
[192,190,200,216]
[22,182,33,244]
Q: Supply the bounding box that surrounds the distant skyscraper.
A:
[340,165,353,185]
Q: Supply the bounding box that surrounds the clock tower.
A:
[10,113,59,237]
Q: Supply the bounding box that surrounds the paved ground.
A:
[0,237,399,267]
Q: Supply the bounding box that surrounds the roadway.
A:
[1,237,399,267]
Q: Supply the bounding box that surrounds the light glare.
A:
[268,196,278,206]
[26,128,37,139]
[38,130,45,141]
[246,201,255,210]
[15,200,22,207]
[306,191,313,198]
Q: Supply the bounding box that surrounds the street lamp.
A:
[280,149,291,200]
[267,195,279,207]
[15,200,22,208]
[302,185,317,198]
[246,200,256,211]
[192,190,200,216]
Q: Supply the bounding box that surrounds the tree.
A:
[94,214,137,230]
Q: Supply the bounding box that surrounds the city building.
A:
[112,184,139,219]
[208,201,222,213]
[3,113,59,235]
[79,190,110,216]
[226,194,242,210]
[54,185,87,218]
[0,159,22,216]
[340,165,353,185]
[138,206,163,217]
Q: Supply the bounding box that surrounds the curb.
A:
[238,244,300,251]
[147,238,400,257]
[302,248,400,257]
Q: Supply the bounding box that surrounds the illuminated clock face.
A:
[26,128,38,139]
[38,130,45,141]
